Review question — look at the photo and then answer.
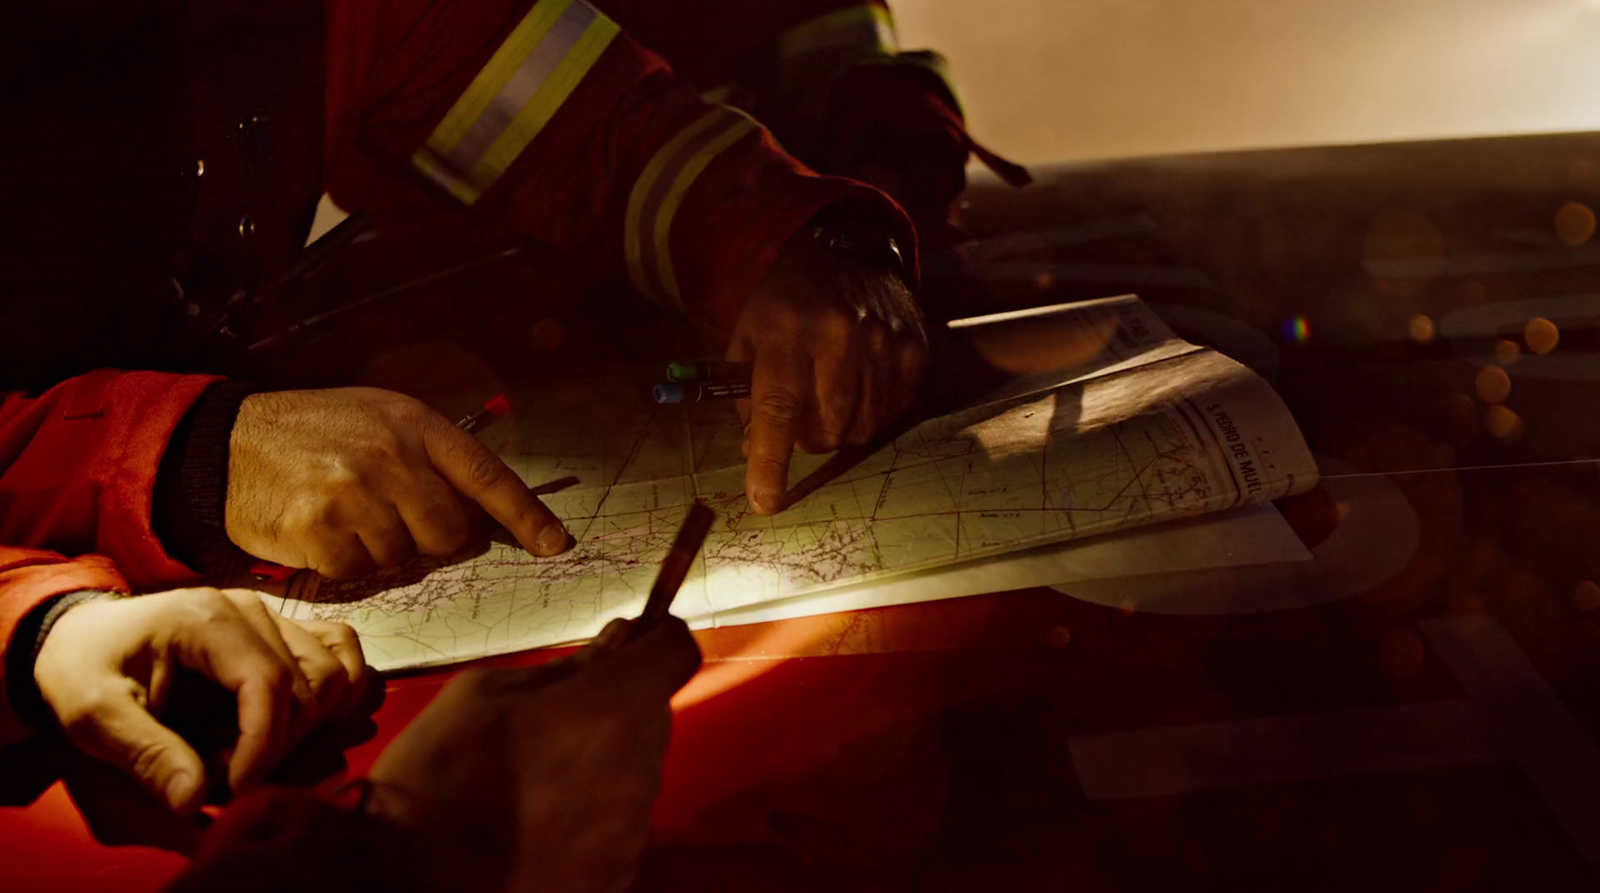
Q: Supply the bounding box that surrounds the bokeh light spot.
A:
[1474,365,1512,404]
[1045,625,1072,648]
[1408,314,1435,345]
[1481,404,1525,442]
[1555,201,1597,247]
[1494,339,1521,366]
[1525,317,1560,355]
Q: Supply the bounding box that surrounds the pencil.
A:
[639,501,715,625]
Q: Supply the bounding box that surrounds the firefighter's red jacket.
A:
[0,0,971,738]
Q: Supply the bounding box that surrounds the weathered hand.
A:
[226,388,571,578]
[366,617,701,893]
[33,587,369,815]
[728,232,927,514]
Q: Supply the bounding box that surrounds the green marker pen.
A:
[665,360,752,383]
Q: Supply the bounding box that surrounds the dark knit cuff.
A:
[5,590,118,731]
[154,380,260,569]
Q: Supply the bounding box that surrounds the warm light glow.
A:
[672,620,835,708]
[1474,365,1512,404]
[672,650,780,709]
[1494,339,1522,365]
[1481,404,1525,441]
[1525,317,1561,354]
[898,1,1600,165]
[1408,314,1436,345]
[1555,201,1597,246]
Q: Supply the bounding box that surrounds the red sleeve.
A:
[673,0,1014,235]
[323,0,914,332]
[0,370,218,737]
[0,550,125,744]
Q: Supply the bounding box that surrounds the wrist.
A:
[801,200,913,290]
[9,590,118,730]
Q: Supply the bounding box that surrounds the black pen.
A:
[665,360,751,383]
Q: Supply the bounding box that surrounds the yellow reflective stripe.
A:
[625,110,728,301]
[428,0,576,159]
[778,5,897,59]
[469,15,619,190]
[651,116,758,304]
[411,149,483,204]
[625,108,761,307]
[413,0,619,205]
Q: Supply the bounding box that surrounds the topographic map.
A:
[276,297,1317,670]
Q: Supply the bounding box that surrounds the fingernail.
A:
[537,524,572,556]
[754,489,781,513]
[165,771,197,809]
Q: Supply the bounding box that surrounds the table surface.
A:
[7,131,1600,892]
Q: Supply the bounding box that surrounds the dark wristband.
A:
[805,200,912,290]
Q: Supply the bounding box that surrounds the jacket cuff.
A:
[154,381,259,570]
[4,590,117,732]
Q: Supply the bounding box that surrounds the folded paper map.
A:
[275,295,1317,670]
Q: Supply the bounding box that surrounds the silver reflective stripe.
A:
[443,1,597,172]
[413,0,619,204]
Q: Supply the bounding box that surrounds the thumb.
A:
[65,692,209,816]
[592,616,702,705]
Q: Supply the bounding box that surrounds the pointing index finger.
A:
[419,415,572,556]
[744,347,809,515]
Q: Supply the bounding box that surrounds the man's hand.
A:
[366,617,701,893]
[33,588,370,816]
[728,232,927,515]
[227,388,571,578]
